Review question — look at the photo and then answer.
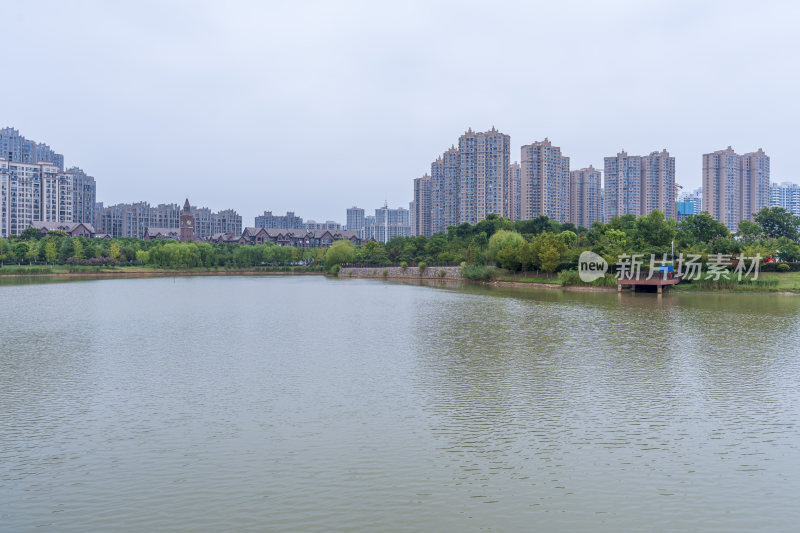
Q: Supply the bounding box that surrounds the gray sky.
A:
[3,0,798,225]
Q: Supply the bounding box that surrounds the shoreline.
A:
[0,269,325,279]
[2,268,799,295]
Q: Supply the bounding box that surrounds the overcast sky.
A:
[3,0,798,224]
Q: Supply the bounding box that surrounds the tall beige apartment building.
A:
[458,127,511,224]
[421,128,511,234]
[508,161,521,221]
[702,147,769,230]
[605,150,676,220]
[520,139,570,222]
[413,173,432,236]
[570,166,603,228]
[430,146,460,234]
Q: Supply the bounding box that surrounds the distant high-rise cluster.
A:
[346,204,411,242]
[304,220,342,231]
[254,210,305,230]
[413,129,622,237]
[677,187,703,221]
[702,147,770,231]
[95,201,241,239]
[0,128,96,237]
[769,182,800,216]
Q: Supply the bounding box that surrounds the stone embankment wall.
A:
[339,266,462,280]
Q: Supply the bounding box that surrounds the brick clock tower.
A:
[180,198,194,242]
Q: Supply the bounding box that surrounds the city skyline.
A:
[2,123,786,238]
[2,1,798,225]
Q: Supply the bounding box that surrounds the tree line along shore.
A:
[3,206,800,292]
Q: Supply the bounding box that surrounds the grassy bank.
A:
[498,269,800,293]
[0,264,325,277]
[672,271,800,293]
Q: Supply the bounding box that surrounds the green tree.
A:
[72,238,85,259]
[515,215,551,236]
[776,237,800,262]
[737,220,762,243]
[324,240,356,268]
[13,242,29,264]
[754,207,800,240]
[559,230,577,246]
[109,242,121,260]
[496,245,522,270]
[0,238,8,266]
[634,210,676,249]
[19,227,44,241]
[25,241,39,264]
[677,212,729,245]
[44,240,58,264]
[487,230,524,264]
[529,232,568,273]
[58,238,74,262]
[596,228,628,264]
[357,241,389,265]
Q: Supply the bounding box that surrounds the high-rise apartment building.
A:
[346,206,365,236]
[418,128,511,234]
[254,210,304,230]
[0,129,97,237]
[703,147,769,230]
[740,149,770,223]
[641,150,676,219]
[770,182,800,216]
[605,152,641,219]
[605,150,676,220]
[458,127,511,224]
[0,127,64,170]
[1,159,73,237]
[191,206,243,237]
[64,167,96,227]
[520,139,571,222]
[413,174,432,236]
[430,146,460,234]
[569,166,603,228]
[508,162,521,221]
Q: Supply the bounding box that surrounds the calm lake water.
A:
[1,275,799,531]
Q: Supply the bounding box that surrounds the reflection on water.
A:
[1,276,799,531]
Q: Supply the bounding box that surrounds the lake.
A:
[1,275,799,531]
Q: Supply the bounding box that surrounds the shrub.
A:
[382,268,389,276]
[418,261,427,273]
[400,261,408,270]
[438,269,446,277]
[328,264,341,275]
[777,263,791,272]
[460,264,500,281]
[753,261,800,272]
